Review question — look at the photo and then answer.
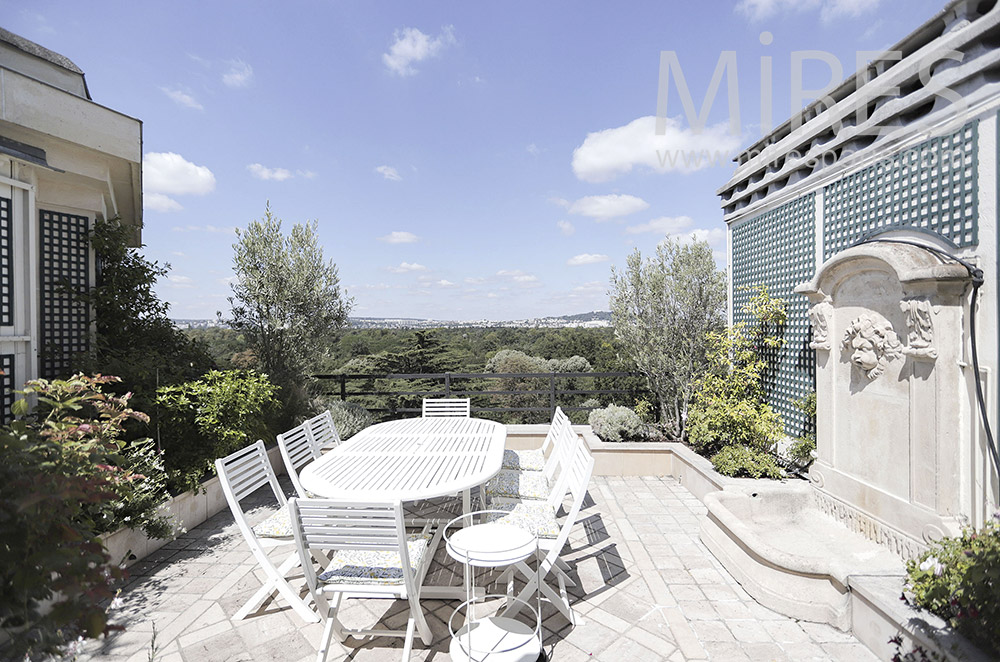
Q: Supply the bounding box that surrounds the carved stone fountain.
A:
[796,239,973,553]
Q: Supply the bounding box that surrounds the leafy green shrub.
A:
[325,400,375,440]
[904,515,1000,657]
[588,404,642,442]
[710,444,785,479]
[634,399,655,423]
[157,370,280,492]
[788,436,816,466]
[687,286,787,459]
[1,374,169,658]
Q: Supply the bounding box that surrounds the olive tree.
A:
[226,204,352,416]
[609,238,726,438]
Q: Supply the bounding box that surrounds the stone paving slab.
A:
[73,476,879,662]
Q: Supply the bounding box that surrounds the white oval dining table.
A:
[298,415,507,601]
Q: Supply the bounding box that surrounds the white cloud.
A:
[297,169,318,179]
[160,87,203,110]
[496,270,540,287]
[567,253,610,266]
[144,152,216,195]
[526,143,540,156]
[465,277,486,284]
[572,115,741,183]
[625,215,695,235]
[144,192,184,212]
[222,59,254,87]
[437,279,456,287]
[735,0,880,22]
[669,228,728,247]
[549,197,571,209]
[557,220,575,236]
[387,262,428,273]
[379,231,419,244]
[383,26,456,76]
[167,275,195,289]
[247,163,293,181]
[568,194,649,222]
[375,165,402,181]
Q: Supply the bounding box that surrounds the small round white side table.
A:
[445,512,543,662]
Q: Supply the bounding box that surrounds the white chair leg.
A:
[316,612,339,662]
[234,551,319,623]
[401,617,416,661]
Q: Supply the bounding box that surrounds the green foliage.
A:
[787,436,817,466]
[73,218,214,419]
[710,444,785,479]
[156,370,280,493]
[687,286,787,459]
[609,238,727,438]
[226,204,351,424]
[1,375,170,659]
[904,515,1000,657]
[484,349,593,424]
[567,398,602,425]
[588,404,643,442]
[323,400,375,440]
[634,399,655,423]
[788,392,817,468]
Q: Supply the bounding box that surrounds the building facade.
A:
[720,0,1000,526]
[0,28,142,422]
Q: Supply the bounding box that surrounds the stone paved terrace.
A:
[76,476,879,662]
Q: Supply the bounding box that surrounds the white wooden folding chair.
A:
[487,410,578,504]
[421,397,471,417]
[277,423,323,498]
[304,409,342,451]
[502,406,571,471]
[496,438,594,625]
[215,440,319,623]
[288,498,443,662]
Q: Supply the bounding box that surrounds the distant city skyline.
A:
[6,0,944,319]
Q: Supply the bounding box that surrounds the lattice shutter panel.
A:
[0,196,11,327]
[731,194,816,436]
[824,122,978,257]
[40,210,90,379]
[0,353,12,425]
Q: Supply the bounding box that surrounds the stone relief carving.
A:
[808,300,833,351]
[841,312,903,380]
[812,491,926,560]
[900,298,938,360]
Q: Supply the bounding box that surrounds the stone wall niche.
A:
[796,241,971,554]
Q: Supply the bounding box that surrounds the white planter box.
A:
[101,445,285,567]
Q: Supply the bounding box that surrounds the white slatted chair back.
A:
[215,441,318,623]
[288,498,438,660]
[277,424,322,498]
[421,398,471,417]
[304,410,342,451]
[542,410,577,482]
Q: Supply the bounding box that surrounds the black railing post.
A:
[444,373,452,397]
[549,373,556,419]
[339,374,346,401]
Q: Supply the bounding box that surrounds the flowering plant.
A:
[903,514,1000,656]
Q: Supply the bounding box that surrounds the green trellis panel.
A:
[731,194,816,437]
[824,122,979,257]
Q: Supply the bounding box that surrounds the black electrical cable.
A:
[850,237,1000,479]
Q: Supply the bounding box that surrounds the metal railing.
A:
[312,371,645,421]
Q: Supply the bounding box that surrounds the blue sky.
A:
[7,0,944,320]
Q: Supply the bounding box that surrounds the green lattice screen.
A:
[824,122,978,257]
[731,194,816,436]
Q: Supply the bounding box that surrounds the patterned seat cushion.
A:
[486,501,560,539]
[319,533,431,585]
[502,448,545,472]
[487,469,550,501]
[251,507,293,539]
